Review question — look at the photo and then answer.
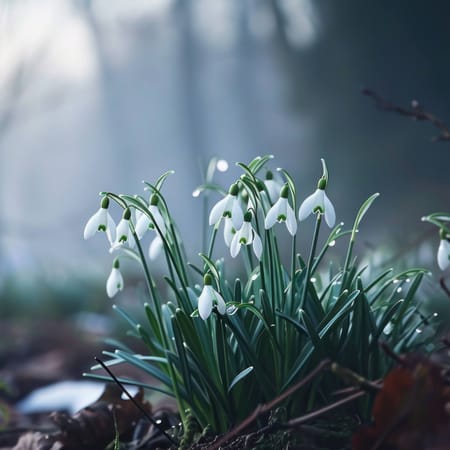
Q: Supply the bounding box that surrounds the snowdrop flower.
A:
[437,229,450,270]
[223,216,236,247]
[264,184,297,236]
[230,211,263,259]
[106,258,124,298]
[209,183,244,230]
[135,195,166,240]
[264,171,283,204]
[84,196,116,243]
[110,208,135,252]
[198,274,226,320]
[298,177,336,228]
[149,234,164,260]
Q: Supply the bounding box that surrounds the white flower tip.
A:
[83,227,92,240]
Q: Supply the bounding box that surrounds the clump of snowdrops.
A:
[83,155,437,433]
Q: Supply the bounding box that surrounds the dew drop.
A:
[328,240,336,247]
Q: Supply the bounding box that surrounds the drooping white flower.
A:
[223,216,236,247]
[209,183,244,230]
[135,195,166,240]
[198,274,226,320]
[110,208,135,252]
[106,258,124,298]
[149,234,164,260]
[83,196,116,243]
[230,211,262,259]
[437,236,450,270]
[264,170,283,204]
[264,184,297,236]
[298,178,336,228]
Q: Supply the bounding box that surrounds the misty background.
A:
[1,0,450,316]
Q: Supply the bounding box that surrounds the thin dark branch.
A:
[209,359,331,450]
[331,362,382,394]
[286,390,365,427]
[363,88,450,142]
[93,357,179,447]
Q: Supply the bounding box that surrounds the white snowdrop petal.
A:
[230,232,241,258]
[241,222,253,244]
[214,292,227,315]
[264,200,281,229]
[223,218,234,247]
[83,208,103,240]
[198,286,213,320]
[253,233,263,260]
[298,190,321,221]
[149,205,166,234]
[231,198,244,229]
[265,179,281,203]
[149,235,164,260]
[106,268,124,298]
[209,196,230,225]
[286,205,298,236]
[106,213,116,243]
[135,215,151,239]
[437,239,450,270]
[323,193,336,228]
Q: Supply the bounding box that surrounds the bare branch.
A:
[362,88,450,142]
[208,359,332,450]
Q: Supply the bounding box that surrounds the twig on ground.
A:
[285,390,365,427]
[362,88,450,142]
[94,357,179,447]
[331,362,382,394]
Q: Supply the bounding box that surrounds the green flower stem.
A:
[243,245,254,277]
[132,230,188,424]
[340,229,356,294]
[167,222,189,284]
[207,226,218,260]
[289,233,297,315]
[300,214,322,309]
